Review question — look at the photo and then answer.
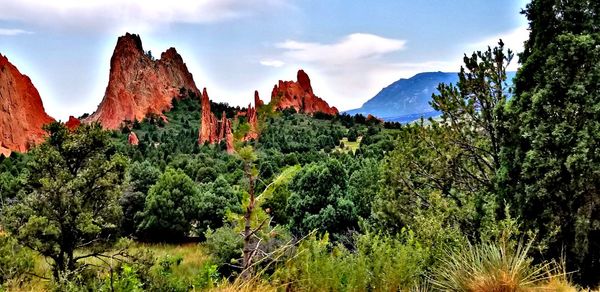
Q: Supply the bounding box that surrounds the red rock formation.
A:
[87,33,200,129]
[0,146,10,158]
[254,90,264,108]
[128,131,139,145]
[270,70,338,115]
[0,54,54,156]
[243,91,261,141]
[198,88,235,153]
[221,113,234,154]
[366,114,383,123]
[199,88,217,144]
[65,116,81,131]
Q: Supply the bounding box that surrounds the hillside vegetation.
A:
[0,0,598,291]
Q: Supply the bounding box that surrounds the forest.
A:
[0,1,598,291]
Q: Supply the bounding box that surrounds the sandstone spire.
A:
[198,88,235,153]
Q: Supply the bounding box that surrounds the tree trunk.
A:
[241,163,255,280]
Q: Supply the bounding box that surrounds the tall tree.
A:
[498,0,600,285]
[2,122,127,279]
[374,42,514,242]
[239,146,259,280]
[432,41,513,191]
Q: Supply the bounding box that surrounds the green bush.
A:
[0,234,34,287]
[136,168,201,240]
[203,226,243,275]
[272,232,428,291]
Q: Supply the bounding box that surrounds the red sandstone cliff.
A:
[0,54,54,156]
[87,33,200,129]
[270,70,338,115]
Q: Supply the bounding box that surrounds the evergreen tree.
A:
[498,0,600,284]
[2,122,127,279]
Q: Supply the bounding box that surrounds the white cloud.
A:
[260,59,285,67]
[276,33,406,65]
[0,0,287,33]
[0,28,33,36]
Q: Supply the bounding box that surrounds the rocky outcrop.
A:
[254,90,264,108]
[243,91,262,141]
[366,114,383,123]
[199,88,217,144]
[128,131,139,145]
[0,145,11,157]
[270,70,338,115]
[65,116,81,131]
[220,112,234,154]
[0,54,54,156]
[198,88,234,153]
[87,33,200,129]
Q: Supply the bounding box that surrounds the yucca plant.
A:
[429,237,551,292]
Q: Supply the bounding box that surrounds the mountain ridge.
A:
[346,71,516,122]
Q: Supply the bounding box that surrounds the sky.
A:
[0,0,529,121]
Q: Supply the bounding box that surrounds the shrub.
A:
[0,234,34,287]
[271,232,428,291]
[136,168,201,240]
[429,237,551,291]
[203,226,243,275]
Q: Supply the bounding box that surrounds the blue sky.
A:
[0,0,529,120]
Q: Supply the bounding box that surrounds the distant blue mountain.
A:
[345,71,516,122]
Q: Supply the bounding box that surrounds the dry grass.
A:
[427,238,588,292]
[211,277,277,292]
[4,242,210,291]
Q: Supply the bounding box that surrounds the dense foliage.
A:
[0,0,597,289]
[497,0,600,285]
[2,123,127,279]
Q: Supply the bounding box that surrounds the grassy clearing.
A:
[336,136,361,153]
[7,242,210,291]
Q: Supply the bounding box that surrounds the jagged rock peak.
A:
[0,53,54,155]
[254,90,264,108]
[86,33,200,129]
[270,69,338,115]
[297,69,313,94]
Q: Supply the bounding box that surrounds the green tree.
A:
[196,176,241,235]
[347,127,358,142]
[347,158,380,220]
[373,42,514,243]
[120,161,161,235]
[2,122,127,279]
[431,40,513,191]
[498,0,600,284]
[287,159,357,238]
[136,168,201,241]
